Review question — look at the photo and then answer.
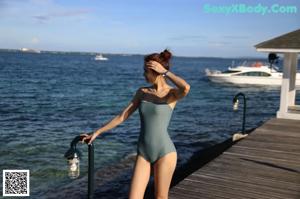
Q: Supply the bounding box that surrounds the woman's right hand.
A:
[80,132,98,145]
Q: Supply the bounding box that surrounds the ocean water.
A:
[0,51,299,198]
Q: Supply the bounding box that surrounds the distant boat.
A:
[20,48,41,53]
[121,54,131,56]
[94,54,108,61]
[205,61,300,86]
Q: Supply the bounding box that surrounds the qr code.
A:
[3,170,30,196]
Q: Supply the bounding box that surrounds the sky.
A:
[0,0,299,57]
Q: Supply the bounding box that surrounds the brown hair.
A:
[144,49,172,70]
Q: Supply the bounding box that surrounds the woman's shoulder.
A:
[136,87,146,92]
[139,86,152,93]
[134,87,148,98]
[140,86,174,91]
[138,86,176,98]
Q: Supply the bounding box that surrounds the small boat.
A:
[20,48,41,53]
[205,61,300,86]
[94,54,108,61]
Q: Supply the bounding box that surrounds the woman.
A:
[81,49,190,199]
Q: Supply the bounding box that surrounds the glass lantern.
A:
[233,99,239,111]
[68,153,80,179]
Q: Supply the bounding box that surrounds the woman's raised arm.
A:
[164,70,190,100]
[146,60,190,100]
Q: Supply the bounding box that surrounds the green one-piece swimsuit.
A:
[137,100,177,164]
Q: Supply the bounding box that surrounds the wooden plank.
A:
[178,177,297,199]
[261,121,300,129]
[174,179,284,199]
[232,144,300,155]
[190,172,300,192]
[259,119,300,128]
[185,174,300,198]
[245,133,300,146]
[199,156,300,183]
[252,128,300,138]
[170,118,300,199]
[228,145,300,161]
[171,185,253,199]
[210,146,300,166]
[222,151,300,166]
[266,118,300,127]
[253,128,300,137]
[214,148,300,168]
[171,164,299,198]
[170,187,228,199]
[235,139,300,153]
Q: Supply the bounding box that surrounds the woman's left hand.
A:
[80,132,98,145]
[146,61,168,74]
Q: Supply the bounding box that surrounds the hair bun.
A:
[160,49,172,62]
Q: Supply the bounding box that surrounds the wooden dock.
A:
[169,118,300,199]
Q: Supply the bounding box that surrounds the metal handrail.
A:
[64,135,94,199]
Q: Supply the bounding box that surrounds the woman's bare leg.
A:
[153,152,177,199]
[129,155,151,199]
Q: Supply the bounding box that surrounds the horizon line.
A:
[0,48,269,59]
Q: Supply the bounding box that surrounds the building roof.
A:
[255,29,300,53]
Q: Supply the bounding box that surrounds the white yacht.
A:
[94,54,108,61]
[20,48,41,53]
[205,61,300,86]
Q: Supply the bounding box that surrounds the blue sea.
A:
[0,51,299,198]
